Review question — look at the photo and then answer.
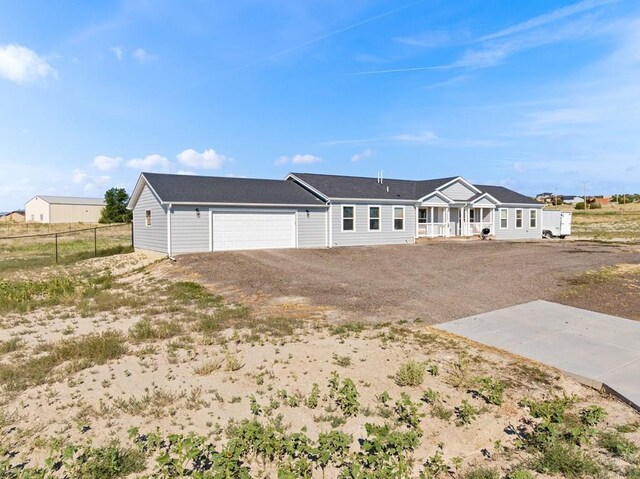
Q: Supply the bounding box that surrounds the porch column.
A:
[430,206,434,237]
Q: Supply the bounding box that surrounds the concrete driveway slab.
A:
[436,300,640,411]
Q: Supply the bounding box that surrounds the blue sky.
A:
[1,0,639,210]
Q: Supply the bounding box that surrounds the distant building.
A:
[0,210,25,222]
[591,196,610,206]
[25,196,105,224]
[560,195,583,205]
[535,192,554,203]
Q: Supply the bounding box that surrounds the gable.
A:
[439,180,477,201]
[472,198,497,207]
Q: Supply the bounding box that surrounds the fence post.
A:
[94,228,97,257]
[55,233,58,264]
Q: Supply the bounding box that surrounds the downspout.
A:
[328,201,333,248]
[167,203,173,259]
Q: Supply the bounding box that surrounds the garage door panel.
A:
[212,211,295,251]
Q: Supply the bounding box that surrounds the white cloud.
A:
[292,154,321,164]
[133,48,148,62]
[392,131,439,143]
[176,170,195,175]
[111,47,123,60]
[275,154,322,165]
[351,148,375,162]
[479,0,617,42]
[395,30,451,48]
[176,148,229,169]
[0,44,57,84]
[126,154,169,171]
[93,155,122,171]
[71,169,110,194]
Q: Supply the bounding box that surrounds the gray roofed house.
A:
[127,171,544,255]
[135,172,325,206]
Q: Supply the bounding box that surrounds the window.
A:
[369,206,380,231]
[393,206,404,231]
[145,209,152,227]
[342,205,355,231]
[418,209,427,224]
[530,209,538,228]
[499,209,508,229]
[469,209,476,223]
[515,209,523,228]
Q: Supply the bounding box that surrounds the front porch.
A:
[417,206,495,238]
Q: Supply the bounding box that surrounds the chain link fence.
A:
[0,223,133,274]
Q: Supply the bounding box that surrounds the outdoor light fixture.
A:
[195,208,200,218]
[306,209,310,218]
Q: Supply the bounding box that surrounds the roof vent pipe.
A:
[386,186,389,193]
[380,170,383,184]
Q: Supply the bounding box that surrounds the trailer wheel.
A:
[543,231,553,239]
[559,235,566,239]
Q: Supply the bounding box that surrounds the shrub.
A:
[394,361,426,387]
[462,466,500,479]
[530,443,601,477]
[598,431,639,461]
[506,469,534,479]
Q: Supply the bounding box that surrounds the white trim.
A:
[167,203,173,257]
[499,208,508,229]
[341,204,356,232]
[393,205,405,231]
[295,211,299,248]
[435,176,482,194]
[529,208,538,229]
[128,174,164,210]
[367,205,382,232]
[284,174,331,202]
[209,210,213,252]
[469,192,501,206]
[167,201,327,208]
[328,203,333,247]
[417,190,455,203]
[515,208,523,229]
[328,197,416,204]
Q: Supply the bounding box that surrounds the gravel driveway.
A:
[175,241,640,324]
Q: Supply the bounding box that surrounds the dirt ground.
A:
[173,240,640,324]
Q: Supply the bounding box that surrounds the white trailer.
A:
[542,210,572,239]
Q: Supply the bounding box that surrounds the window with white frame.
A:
[342,205,355,231]
[515,209,523,228]
[145,209,152,227]
[369,206,380,231]
[530,209,538,228]
[499,209,508,229]
[393,206,404,231]
[418,209,427,224]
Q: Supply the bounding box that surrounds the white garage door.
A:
[212,210,296,251]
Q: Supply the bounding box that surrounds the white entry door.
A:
[212,210,296,251]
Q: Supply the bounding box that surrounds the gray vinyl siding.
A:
[297,207,327,248]
[440,181,476,201]
[331,202,416,247]
[133,185,167,253]
[493,206,543,240]
[171,206,210,254]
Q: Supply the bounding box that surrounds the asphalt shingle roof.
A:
[292,173,536,204]
[142,173,326,206]
[475,185,538,204]
[291,173,457,200]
